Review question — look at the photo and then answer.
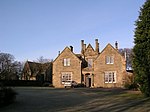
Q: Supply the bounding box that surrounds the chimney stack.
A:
[58,51,60,55]
[84,44,86,52]
[81,40,84,54]
[95,39,99,53]
[115,41,118,50]
[70,46,73,52]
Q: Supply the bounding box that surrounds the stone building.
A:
[22,61,52,82]
[53,39,131,88]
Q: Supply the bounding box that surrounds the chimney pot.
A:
[70,46,73,52]
[81,40,84,54]
[95,39,99,53]
[115,41,118,50]
[84,44,86,52]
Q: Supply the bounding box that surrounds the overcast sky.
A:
[0,0,145,61]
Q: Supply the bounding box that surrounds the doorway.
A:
[85,74,91,87]
[88,78,91,87]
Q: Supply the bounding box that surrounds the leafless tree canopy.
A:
[119,48,133,70]
[0,52,23,80]
[37,56,52,63]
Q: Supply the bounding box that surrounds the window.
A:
[88,59,93,68]
[104,71,116,83]
[61,72,72,84]
[64,58,70,66]
[106,56,114,64]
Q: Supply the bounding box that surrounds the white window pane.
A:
[105,72,116,83]
[110,56,114,64]
[64,59,70,66]
[105,74,109,83]
[110,57,112,63]
[61,72,72,84]
[106,56,110,64]
[64,59,66,66]
[106,56,114,64]
[109,74,112,82]
[67,59,70,66]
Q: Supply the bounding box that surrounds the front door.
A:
[85,76,91,87]
[89,78,91,87]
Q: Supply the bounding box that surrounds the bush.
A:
[124,83,138,90]
[0,86,17,107]
[76,83,85,87]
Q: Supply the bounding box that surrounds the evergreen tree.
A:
[133,0,150,97]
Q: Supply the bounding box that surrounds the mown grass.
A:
[58,89,150,112]
[0,87,150,112]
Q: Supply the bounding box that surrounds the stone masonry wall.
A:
[53,47,81,88]
[94,44,126,88]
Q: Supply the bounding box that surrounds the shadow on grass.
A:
[0,87,150,112]
[58,88,150,112]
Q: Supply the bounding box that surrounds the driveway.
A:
[0,87,149,112]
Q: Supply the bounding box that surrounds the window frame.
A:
[61,72,72,84]
[104,71,116,83]
[63,58,70,66]
[106,56,114,64]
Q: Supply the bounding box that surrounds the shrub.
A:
[76,83,85,87]
[0,86,17,107]
[124,83,138,90]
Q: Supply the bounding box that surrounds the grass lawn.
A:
[0,87,150,112]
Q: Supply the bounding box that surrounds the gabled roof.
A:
[95,43,125,61]
[53,46,81,63]
[23,61,52,73]
[100,43,115,54]
[23,61,39,72]
[85,44,95,52]
[27,61,40,72]
[75,54,83,60]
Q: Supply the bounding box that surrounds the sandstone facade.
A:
[53,39,132,88]
[53,47,82,88]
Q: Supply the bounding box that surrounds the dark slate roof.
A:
[23,61,52,74]
[75,54,83,60]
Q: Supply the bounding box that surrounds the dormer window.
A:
[106,56,114,64]
[64,58,70,66]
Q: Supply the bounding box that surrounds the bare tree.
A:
[0,53,14,72]
[0,52,23,80]
[37,56,51,63]
[12,61,24,79]
[119,48,133,70]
